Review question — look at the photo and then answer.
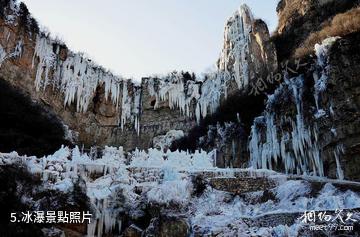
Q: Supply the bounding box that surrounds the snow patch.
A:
[152,130,184,151]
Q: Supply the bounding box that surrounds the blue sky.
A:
[22,0,279,80]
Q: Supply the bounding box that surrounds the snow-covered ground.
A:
[1,146,360,236]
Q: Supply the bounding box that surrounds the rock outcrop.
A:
[218,4,277,96]
[274,0,360,61]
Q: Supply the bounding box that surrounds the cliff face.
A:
[217,5,277,96]
[318,33,360,180]
[0,2,276,155]
[0,1,196,153]
[1,0,360,181]
[248,0,360,180]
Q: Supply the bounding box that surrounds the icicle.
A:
[120,81,131,131]
[0,44,7,67]
[8,39,23,58]
[196,71,230,122]
[334,144,345,180]
[132,86,141,135]
[32,35,57,91]
[32,35,125,114]
[313,37,340,115]
[218,4,253,89]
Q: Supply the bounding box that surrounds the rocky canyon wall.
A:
[0,1,276,155]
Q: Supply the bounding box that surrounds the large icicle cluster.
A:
[4,2,257,135]
[249,76,324,176]
[147,71,231,123]
[0,146,215,237]
[31,28,240,133]
[31,35,141,133]
[27,4,255,131]
[249,37,344,178]
[32,35,122,112]
[147,72,201,121]
[146,4,254,123]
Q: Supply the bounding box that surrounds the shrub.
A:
[295,7,360,58]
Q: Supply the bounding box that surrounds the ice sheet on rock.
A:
[147,168,192,205]
[0,39,23,67]
[313,37,340,114]
[8,39,23,58]
[333,144,345,180]
[218,4,253,89]
[152,130,184,150]
[120,81,131,130]
[190,179,360,235]
[196,72,230,122]
[132,86,141,135]
[314,37,340,67]
[249,76,324,177]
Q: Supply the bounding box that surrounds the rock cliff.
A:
[0,2,276,156]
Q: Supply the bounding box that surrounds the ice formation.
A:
[249,37,342,178]
[0,3,255,134]
[147,70,234,124]
[218,5,253,89]
[152,130,185,150]
[146,5,254,123]
[190,178,360,236]
[313,37,340,114]
[249,76,324,176]
[0,45,6,66]
[0,40,23,67]
[32,35,120,112]
[29,20,250,132]
[31,35,142,133]
[2,0,19,25]
[2,146,360,236]
[334,144,345,180]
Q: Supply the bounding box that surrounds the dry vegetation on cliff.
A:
[276,0,311,33]
[295,6,360,58]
